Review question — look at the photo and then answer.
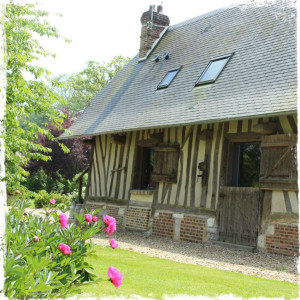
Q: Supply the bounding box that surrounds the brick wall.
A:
[125,207,151,231]
[152,212,174,237]
[265,224,299,256]
[180,215,207,242]
[85,202,104,212]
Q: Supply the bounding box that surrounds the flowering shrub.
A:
[5,198,122,298]
[85,213,93,223]
[107,266,123,289]
[109,239,119,249]
[103,215,117,236]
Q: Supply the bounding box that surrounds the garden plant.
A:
[4,193,122,299]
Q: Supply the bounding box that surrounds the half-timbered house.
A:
[60,2,298,256]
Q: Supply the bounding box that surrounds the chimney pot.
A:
[157,5,163,14]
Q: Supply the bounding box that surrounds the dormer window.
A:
[157,67,181,89]
[195,54,233,86]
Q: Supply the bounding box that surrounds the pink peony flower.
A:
[107,266,123,288]
[33,236,39,242]
[109,239,118,249]
[50,199,56,204]
[85,214,92,223]
[58,243,72,255]
[15,190,20,194]
[92,216,98,222]
[59,213,69,230]
[23,212,27,216]
[103,215,116,237]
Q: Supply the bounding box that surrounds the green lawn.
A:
[76,246,298,299]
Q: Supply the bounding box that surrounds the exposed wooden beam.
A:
[110,134,126,144]
[252,122,278,134]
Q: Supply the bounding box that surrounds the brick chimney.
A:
[139,5,170,58]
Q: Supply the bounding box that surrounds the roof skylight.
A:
[195,54,233,85]
[157,67,181,89]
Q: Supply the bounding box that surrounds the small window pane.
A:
[196,56,231,85]
[158,69,179,89]
[232,142,261,187]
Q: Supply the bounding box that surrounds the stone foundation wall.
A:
[180,215,207,242]
[85,201,298,257]
[85,201,104,212]
[265,223,299,256]
[125,207,151,231]
[152,210,215,243]
[152,212,174,237]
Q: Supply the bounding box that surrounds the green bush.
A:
[25,169,89,204]
[33,190,71,209]
[5,198,112,298]
[25,168,54,193]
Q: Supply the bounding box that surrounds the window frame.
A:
[157,66,182,90]
[195,53,234,86]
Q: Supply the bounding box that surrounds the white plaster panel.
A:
[118,207,125,216]
[173,213,184,219]
[289,191,299,213]
[207,217,215,227]
[257,234,265,249]
[265,225,275,235]
[271,191,287,213]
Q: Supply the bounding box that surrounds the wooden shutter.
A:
[259,134,297,191]
[152,144,179,183]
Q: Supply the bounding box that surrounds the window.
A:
[141,147,155,189]
[231,142,261,187]
[134,147,155,190]
[195,54,233,86]
[157,67,181,89]
[133,143,179,189]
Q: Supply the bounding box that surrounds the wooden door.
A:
[219,186,260,247]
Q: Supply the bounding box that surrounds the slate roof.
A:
[60,1,297,139]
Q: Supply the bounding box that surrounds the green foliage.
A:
[55,56,130,116]
[4,1,69,191]
[25,168,54,193]
[25,168,77,194]
[33,190,71,210]
[5,198,103,298]
[25,169,88,206]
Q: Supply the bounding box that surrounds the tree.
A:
[55,56,130,116]
[4,1,69,191]
[0,2,7,297]
[25,108,90,182]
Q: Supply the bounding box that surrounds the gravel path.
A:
[92,231,299,284]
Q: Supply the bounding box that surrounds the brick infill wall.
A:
[85,202,104,212]
[265,224,299,256]
[152,212,174,238]
[125,207,151,231]
[180,215,207,242]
